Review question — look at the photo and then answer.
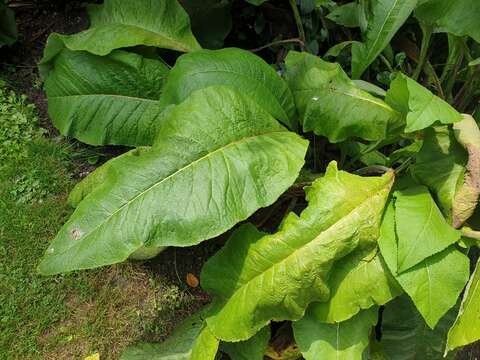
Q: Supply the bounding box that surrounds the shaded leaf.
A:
[351,0,417,78]
[379,295,457,359]
[180,0,232,49]
[0,1,17,47]
[221,326,270,360]
[446,258,480,352]
[394,186,461,272]
[378,203,469,328]
[161,48,297,129]
[38,86,307,275]
[293,307,378,360]
[415,0,480,43]
[201,162,394,341]
[385,73,462,133]
[120,311,218,359]
[309,247,401,323]
[411,126,466,219]
[327,3,363,28]
[43,49,168,146]
[40,0,200,68]
[452,114,480,228]
[285,51,401,142]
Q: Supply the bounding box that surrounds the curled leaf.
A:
[452,114,480,228]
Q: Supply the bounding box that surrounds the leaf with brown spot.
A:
[452,114,480,228]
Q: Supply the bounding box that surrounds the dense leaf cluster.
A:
[36,0,480,358]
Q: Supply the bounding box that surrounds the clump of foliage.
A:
[0,81,44,164]
[37,0,480,359]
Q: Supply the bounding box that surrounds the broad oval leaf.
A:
[293,307,378,360]
[121,310,219,360]
[385,73,462,133]
[379,295,458,360]
[446,258,480,353]
[351,0,417,79]
[160,48,297,130]
[411,126,466,220]
[285,51,401,142]
[415,0,480,43]
[394,186,461,273]
[309,247,401,323]
[43,49,168,146]
[38,86,308,275]
[201,162,394,341]
[39,0,200,67]
[378,203,469,328]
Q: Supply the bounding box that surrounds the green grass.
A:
[0,84,195,359]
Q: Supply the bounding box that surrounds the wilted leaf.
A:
[161,48,297,129]
[411,126,466,218]
[38,86,307,275]
[293,307,378,360]
[452,114,480,228]
[394,186,461,272]
[385,73,462,133]
[43,49,168,146]
[351,0,417,78]
[285,51,401,142]
[201,162,393,341]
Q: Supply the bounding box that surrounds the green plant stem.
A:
[288,0,306,50]
[413,25,432,80]
[379,54,394,73]
[249,38,304,53]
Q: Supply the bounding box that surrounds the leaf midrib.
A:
[49,93,160,103]
[223,177,392,301]
[54,129,290,256]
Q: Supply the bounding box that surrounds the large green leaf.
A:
[415,0,480,43]
[284,51,401,142]
[451,114,480,228]
[385,73,462,133]
[68,147,151,208]
[201,162,394,341]
[121,311,219,359]
[293,307,378,360]
[378,204,469,328]
[394,186,461,272]
[379,295,457,360]
[39,0,200,69]
[180,0,232,49]
[351,0,417,79]
[446,258,480,352]
[309,247,400,323]
[220,326,270,360]
[160,48,297,129]
[0,1,17,47]
[43,49,168,146]
[38,86,307,275]
[411,126,466,220]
